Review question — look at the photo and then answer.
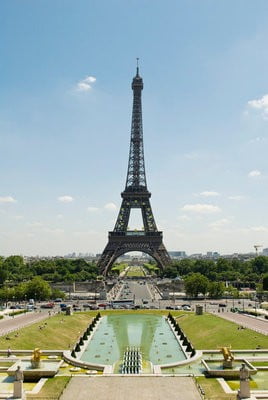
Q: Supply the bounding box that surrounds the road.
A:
[115,280,161,305]
[0,310,50,337]
[216,311,268,336]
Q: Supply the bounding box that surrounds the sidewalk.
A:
[216,311,268,336]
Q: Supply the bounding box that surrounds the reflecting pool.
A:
[80,314,186,368]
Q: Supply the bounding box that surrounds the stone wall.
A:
[51,280,110,293]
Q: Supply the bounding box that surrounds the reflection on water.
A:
[80,314,186,367]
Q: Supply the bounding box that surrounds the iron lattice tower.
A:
[98,64,171,275]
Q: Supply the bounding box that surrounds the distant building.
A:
[189,253,203,259]
[168,251,187,259]
[206,251,220,258]
[262,248,268,256]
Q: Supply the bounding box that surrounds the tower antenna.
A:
[136,57,139,75]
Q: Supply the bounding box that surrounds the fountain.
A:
[7,349,62,381]
[203,349,257,379]
[121,347,142,374]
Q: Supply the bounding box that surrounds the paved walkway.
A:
[216,312,268,335]
[60,376,201,400]
[0,311,50,337]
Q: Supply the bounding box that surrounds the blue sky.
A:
[1,0,268,256]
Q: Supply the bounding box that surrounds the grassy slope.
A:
[0,312,96,350]
[27,376,70,399]
[176,312,268,349]
[196,377,236,400]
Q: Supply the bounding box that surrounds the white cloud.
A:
[73,230,96,236]
[249,137,266,144]
[87,207,99,212]
[228,195,244,201]
[209,218,231,229]
[44,228,64,234]
[13,215,24,220]
[178,215,191,221]
[184,151,201,160]
[76,75,96,92]
[250,226,268,233]
[57,214,63,219]
[200,191,220,197]
[0,196,17,203]
[248,94,268,119]
[181,204,221,214]
[27,221,43,228]
[57,195,74,203]
[104,202,117,211]
[248,170,261,178]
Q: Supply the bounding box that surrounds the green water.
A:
[251,371,268,390]
[204,351,268,360]
[162,360,205,375]
[205,361,243,371]
[80,314,186,367]
[227,370,268,391]
[0,373,35,393]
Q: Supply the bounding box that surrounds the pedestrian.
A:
[7,347,11,357]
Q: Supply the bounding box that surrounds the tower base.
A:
[98,231,171,275]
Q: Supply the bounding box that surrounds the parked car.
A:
[40,303,54,309]
[83,303,91,308]
[182,305,191,311]
[27,304,37,310]
[89,305,99,310]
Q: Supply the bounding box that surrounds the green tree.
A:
[208,281,225,298]
[263,274,268,291]
[251,256,268,274]
[26,277,52,300]
[184,273,209,297]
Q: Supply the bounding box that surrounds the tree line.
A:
[0,255,99,284]
[161,256,268,297]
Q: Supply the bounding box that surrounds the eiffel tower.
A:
[98,63,171,275]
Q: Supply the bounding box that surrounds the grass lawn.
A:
[196,377,236,400]
[126,266,145,277]
[176,312,268,350]
[0,312,96,350]
[27,376,70,399]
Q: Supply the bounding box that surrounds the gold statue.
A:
[220,346,234,362]
[31,348,42,367]
[218,346,234,369]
